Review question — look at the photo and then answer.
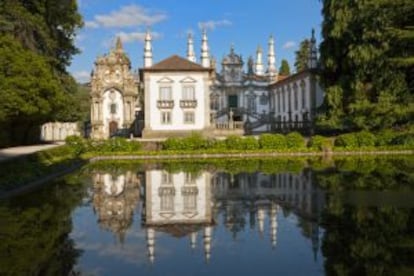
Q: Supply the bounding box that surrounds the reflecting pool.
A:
[1,157,413,275]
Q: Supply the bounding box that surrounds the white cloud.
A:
[85,21,99,29]
[72,70,90,83]
[283,41,296,49]
[116,31,161,43]
[86,5,167,29]
[198,19,232,31]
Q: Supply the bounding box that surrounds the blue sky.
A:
[71,0,323,83]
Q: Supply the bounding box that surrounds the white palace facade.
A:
[90,167,324,263]
[89,29,323,139]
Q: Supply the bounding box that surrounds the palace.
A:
[89,29,323,139]
[90,168,324,263]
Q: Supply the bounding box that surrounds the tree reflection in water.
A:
[0,178,87,276]
[0,157,413,275]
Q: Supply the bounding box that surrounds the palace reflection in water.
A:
[90,168,324,264]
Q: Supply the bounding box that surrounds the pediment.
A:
[180,77,197,83]
[182,211,199,218]
[159,212,175,219]
[157,77,174,83]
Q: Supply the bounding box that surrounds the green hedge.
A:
[375,130,397,146]
[391,133,414,147]
[356,131,376,147]
[286,132,306,149]
[308,135,334,151]
[259,133,287,149]
[66,135,141,155]
[335,133,359,148]
[66,129,413,155]
[162,133,210,150]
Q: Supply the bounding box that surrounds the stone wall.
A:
[40,122,80,142]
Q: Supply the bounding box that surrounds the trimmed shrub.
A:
[65,135,88,155]
[241,136,260,150]
[225,135,245,150]
[184,132,209,150]
[375,130,397,146]
[334,133,358,148]
[355,131,376,147]
[162,133,208,151]
[285,132,306,149]
[259,133,287,149]
[95,137,141,152]
[391,134,414,147]
[308,135,333,151]
[162,137,182,150]
[210,139,227,150]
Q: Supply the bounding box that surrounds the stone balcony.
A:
[180,100,197,108]
[215,121,244,130]
[213,121,244,136]
[157,100,174,109]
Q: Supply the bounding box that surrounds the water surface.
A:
[1,157,413,275]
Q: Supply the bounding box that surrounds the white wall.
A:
[40,122,80,141]
[145,170,211,224]
[271,74,320,122]
[102,89,124,137]
[146,72,209,131]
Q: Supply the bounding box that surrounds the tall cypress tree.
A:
[279,59,291,75]
[318,0,414,132]
[294,39,310,72]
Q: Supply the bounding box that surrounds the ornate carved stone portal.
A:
[90,37,139,139]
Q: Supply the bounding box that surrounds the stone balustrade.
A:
[179,100,197,108]
[215,121,244,130]
[157,100,174,109]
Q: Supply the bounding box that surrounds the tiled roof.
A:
[143,55,211,72]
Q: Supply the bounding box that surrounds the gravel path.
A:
[0,143,62,162]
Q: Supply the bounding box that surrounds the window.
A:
[293,84,298,111]
[185,172,196,184]
[277,91,281,113]
[159,86,172,100]
[247,94,256,113]
[260,93,268,105]
[182,86,195,100]
[184,112,195,124]
[211,95,219,110]
[161,112,171,124]
[161,171,172,184]
[228,95,238,108]
[301,81,306,109]
[110,103,117,114]
[287,87,291,112]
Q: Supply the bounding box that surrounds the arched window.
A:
[293,83,298,111]
[248,94,256,113]
[301,80,306,109]
[287,86,291,112]
[210,93,219,110]
[277,90,281,113]
[260,92,268,105]
[110,103,117,114]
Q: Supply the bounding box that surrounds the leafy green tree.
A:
[0,35,68,144]
[0,0,83,146]
[0,0,83,72]
[279,59,291,75]
[294,39,310,72]
[318,0,414,132]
